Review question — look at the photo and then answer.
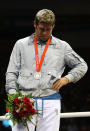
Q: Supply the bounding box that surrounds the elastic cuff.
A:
[65,74,75,83]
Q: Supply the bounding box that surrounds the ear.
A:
[33,21,36,28]
[52,24,55,29]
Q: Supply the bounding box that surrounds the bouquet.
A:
[6,82,36,131]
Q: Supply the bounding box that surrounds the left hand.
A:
[51,77,69,91]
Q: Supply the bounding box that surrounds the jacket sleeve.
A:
[5,40,21,93]
[64,43,88,83]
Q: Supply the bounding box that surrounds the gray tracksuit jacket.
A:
[5,33,88,97]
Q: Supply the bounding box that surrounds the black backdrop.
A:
[0,1,90,131]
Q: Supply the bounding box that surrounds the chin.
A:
[40,37,49,42]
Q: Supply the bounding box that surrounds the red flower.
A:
[6,108,10,113]
[10,96,36,122]
[14,98,20,104]
[29,108,36,115]
[23,97,30,103]
[20,110,29,117]
[13,110,19,118]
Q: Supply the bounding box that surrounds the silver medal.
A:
[34,72,41,79]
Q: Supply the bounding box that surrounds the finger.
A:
[57,83,62,90]
[55,82,62,90]
[52,81,62,91]
[51,81,59,89]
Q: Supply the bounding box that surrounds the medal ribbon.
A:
[34,35,51,72]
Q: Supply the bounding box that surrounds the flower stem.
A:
[26,122,29,131]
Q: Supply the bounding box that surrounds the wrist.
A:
[64,77,69,84]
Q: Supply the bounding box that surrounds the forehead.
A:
[38,22,53,28]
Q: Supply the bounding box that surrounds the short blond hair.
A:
[35,9,55,25]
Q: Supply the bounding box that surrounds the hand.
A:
[51,77,69,91]
[8,89,16,94]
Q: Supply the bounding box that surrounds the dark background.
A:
[0,1,90,131]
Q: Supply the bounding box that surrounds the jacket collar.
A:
[28,33,54,45]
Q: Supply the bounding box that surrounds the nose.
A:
[42,29,49,35]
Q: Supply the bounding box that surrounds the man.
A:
[5,9,88,131]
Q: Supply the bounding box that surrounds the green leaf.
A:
[26,93,32,98]
[15,81,24,97]
[8,94,15,101]
[28,115,33,120]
